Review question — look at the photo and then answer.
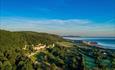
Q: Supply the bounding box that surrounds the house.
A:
[33,44,46,51]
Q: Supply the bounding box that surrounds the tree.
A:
[2,61,12,70]
[23,61,33,70]
[111,53,115,69]
[50,63,57,70]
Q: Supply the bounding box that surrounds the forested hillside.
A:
[0,29,67,70]
[0,29,115,70]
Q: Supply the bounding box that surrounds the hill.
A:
[0,29,66,49]
[0,29,115,70]
[0,29,79,70]
[0,29,66,70]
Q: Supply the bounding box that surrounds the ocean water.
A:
[63,37,115,49]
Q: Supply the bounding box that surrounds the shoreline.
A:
[67,39,115,50]
[63,37,115,49]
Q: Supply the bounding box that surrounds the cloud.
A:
[0,17,92,29]
[0,17,115,36]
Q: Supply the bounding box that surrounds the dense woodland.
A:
[0,29,115,70]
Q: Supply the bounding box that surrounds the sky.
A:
[0,0,115,37]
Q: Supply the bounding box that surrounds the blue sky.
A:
[0,0,115,36]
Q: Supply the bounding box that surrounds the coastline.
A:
[63,37,115,49]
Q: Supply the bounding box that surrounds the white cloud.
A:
[0,17,115,36]
[0,17,92,31]
[0,17,91,25]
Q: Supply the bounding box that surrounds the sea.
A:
[63,37,115,49]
